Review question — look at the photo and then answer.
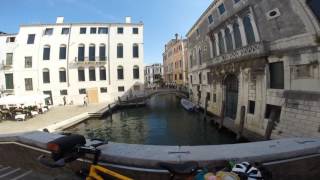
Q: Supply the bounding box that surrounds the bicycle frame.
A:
[87,164,133,180]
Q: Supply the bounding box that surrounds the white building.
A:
[144,63,163,88]
[0,16,144,105]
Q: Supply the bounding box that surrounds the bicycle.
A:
[38,134,133,180]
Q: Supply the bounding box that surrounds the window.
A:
[133,85,140,91]
[99,44,106,61]
[59,45,66,59]
[100,87,108,93]
[269,62,284,89]
[243,16,256,44]
[199,72,202,84]
[117,43,123,58]
[25,56,32,68]
[27,34,35,44]
[78,68,85,81]
[206,92,211,101]
[5,73,14,89]
[307,0,320,21]
[133,65,139,79]
[99,66,106,80]
[24,78,33,91]
[43,45,50,60]
[98,27,108,34]
[208,15,214,24]
[44,28,53,35]
[90,27,97,34]
[248,101,255,114]
[89,67,96,81]
[60,90,68,95]
[78,44,85,61]
[295,64,311,78]
[117,66,124,80]
[6,53,13,65]
[89,44,95,61]
[265,104,282,122]
[43,68,50,83]
[210,36,217,57]
[133,44,139,58]
[61,28,70,35]
[79,88,86,94]
[117,27,123,34]
[196,29,200,36]
[234,0,240,3]
[132,28,139,34]
[218,32,225,54]
[6,37,15,43]
[218,4,226,15]
[190,75,193,84]
[213,94,217,102]
[233,23,242,49]
[225,28,233,52]
[118,86,125,92]
[179,73,183,80]
[80,27,86,34]
[59,68,66,82]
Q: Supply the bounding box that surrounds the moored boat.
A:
[180,98,196,112]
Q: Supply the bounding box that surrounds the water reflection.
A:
[66,94,238,145]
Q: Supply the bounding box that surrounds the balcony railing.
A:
[0,63,13,70]
[204,41,268,67]
[69,57,107,67]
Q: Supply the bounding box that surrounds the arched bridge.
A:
[144,89,188,99]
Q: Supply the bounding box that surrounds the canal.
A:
[65,94,239,145]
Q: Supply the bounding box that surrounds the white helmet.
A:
[231,162,263,180]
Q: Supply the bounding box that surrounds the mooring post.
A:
[108,104,112,120]
[203,94,209,121]
[265,110,277,140]
[237,106,246,140]
[118,96,121,104]
[219,101,225,129]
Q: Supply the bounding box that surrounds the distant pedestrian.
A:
[83,95,88,107]
[63,96,66,106]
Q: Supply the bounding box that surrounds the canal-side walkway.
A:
[0,103,107,134]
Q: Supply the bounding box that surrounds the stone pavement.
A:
[0,103,107,135]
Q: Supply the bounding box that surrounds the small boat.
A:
[180,98,196,112]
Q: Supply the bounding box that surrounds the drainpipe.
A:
[67,24,72,87]
[108,24,111,85]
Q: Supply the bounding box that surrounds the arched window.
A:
[218,32,225,54]
[89,44,95,61]
[99,44,106,61]
[117,43,123,58]
[78,44,85,61]
[99,66,106,80]
[43,68,50,83]
[133,65,139,79]
[198,48,202,65]
[133,43,139,58]
[43,45,50,60]
[225,28,233,52]
[233,23,242,49]
[89,66,96,81]
[189,54,193,67]
[243,15,256,44]
[59,67,66,82]
[78,67,85,81]
[117,66,124,80]
[209,35,217,58]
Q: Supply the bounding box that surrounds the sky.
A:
[0,0,212,65]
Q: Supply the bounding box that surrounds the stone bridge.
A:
[144,88,188,99]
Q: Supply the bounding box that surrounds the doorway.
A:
[224,74,238,119]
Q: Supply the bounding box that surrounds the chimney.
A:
[125,16,131,23]
[175,33,179,41]
[56,16,64,24]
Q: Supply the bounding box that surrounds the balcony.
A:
[69,57,107,68]
[0,63,13,70]
[205,41,268,67]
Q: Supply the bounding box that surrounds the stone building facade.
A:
[163,34,188,87]
[144,63,163,88]
[187,0,320,139]
[0,17,144,105]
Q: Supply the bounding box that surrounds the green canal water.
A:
[65,94,238,145]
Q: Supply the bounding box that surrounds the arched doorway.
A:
[224,74,238,119]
